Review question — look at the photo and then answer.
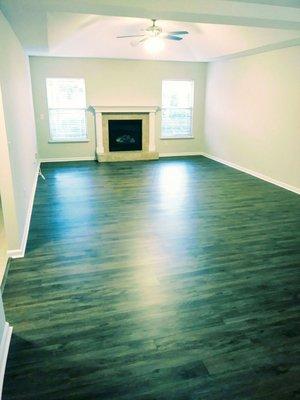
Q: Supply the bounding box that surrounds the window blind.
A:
[46,78,87,142]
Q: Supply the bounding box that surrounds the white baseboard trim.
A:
[5,249,21,259]
[0,322,13,398]
[39,156,96,162]
[202,152,300,195]
[7,162,40,259]
[159,152,202,157]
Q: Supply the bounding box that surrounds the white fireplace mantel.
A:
[89,105,159,162]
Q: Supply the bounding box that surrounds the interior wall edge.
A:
[6,162,40,258]
[0,10,39,253]
[0,85,20,250]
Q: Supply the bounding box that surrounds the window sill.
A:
[160,136,194,140]
[48,139,90,144]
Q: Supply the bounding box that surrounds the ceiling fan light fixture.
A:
[144,36,165,53]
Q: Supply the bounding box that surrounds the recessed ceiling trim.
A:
[207,36,300,62]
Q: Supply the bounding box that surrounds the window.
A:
[46,78,87,142]
[161,80,194,138]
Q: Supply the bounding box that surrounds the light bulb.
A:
[144,37,165,53]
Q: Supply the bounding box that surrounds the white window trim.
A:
[46,78,88,143]
[160,79,195,140]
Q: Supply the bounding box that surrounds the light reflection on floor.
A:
[158,163,188,212]
[52,169,96,235]
[131,239,180,339]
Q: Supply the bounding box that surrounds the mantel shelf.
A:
[88,106,159,114]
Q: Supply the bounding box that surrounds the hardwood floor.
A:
[3,156,300,400]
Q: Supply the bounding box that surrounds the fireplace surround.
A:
[89,106,159,162]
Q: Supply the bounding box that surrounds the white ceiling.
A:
[44,13,300,62]
[1,0,300,61]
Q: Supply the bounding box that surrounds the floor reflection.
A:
[158,163,188,212]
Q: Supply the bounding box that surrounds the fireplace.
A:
[109,119,142,152]
[89,106,159,162]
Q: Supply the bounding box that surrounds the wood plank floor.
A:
[3,156,300,400]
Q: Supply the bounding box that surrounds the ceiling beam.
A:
[207,36,300,62]
[224,0,300,8]
[1,0,300,30]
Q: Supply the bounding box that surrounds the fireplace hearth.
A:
[109,119,142,152]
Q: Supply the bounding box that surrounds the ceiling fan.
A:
[116,19,189,50]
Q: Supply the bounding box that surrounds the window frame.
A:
[161,79,195,140]
[46,77,89,143]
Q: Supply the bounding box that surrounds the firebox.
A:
[108,119,142,152]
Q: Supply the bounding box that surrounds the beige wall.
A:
[204,46,300,190]
[29,57,206,159]
[0,86,19,251]
[0,11,38,251]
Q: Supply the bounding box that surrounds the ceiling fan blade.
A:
[165,35,183,41]
[131,37,148,47]
[168,31,189,35]
[117,34,145,39]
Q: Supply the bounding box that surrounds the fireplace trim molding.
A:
[89,106,159,162]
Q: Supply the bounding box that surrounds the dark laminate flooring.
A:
[3,156,300,400]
